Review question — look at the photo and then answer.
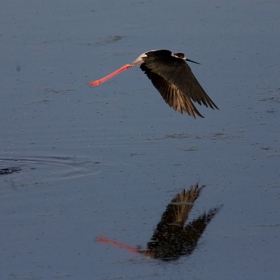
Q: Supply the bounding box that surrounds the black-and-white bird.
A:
[89,49,218,118]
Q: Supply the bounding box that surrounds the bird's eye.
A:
[174,53,186,59]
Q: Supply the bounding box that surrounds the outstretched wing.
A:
[140,50,218,118]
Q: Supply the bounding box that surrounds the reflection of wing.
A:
[146,185,204,259]
[145,185,221,261]
[170,184,204,225]
[150,184,203,235]
[181,206,222,256]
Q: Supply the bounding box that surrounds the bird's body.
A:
[89,49,218,118]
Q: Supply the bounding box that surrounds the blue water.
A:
[1,1,279,279]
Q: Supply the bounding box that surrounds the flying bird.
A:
[89,49,218,118]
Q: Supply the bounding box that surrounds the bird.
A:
[89,49,218,118]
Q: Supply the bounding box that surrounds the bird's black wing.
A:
[140,51,218,118]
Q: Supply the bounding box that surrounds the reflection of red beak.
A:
[96,236,138,254]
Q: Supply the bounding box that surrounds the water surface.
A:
[1,1,279,279]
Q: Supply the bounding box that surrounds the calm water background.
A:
[1,0,279,279]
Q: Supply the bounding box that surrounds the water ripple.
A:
[0,155,104,181]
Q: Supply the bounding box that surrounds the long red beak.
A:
[89,64,133,87]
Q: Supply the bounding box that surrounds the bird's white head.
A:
[130,51,152,67]
[173,53,187,60]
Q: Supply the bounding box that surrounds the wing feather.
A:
[141,63,204,118]
[140,51,218,118]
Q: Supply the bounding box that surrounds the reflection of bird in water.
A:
[97,184,221,261]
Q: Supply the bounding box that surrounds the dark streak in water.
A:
[0,167,21,175]
[77,35,125,47]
